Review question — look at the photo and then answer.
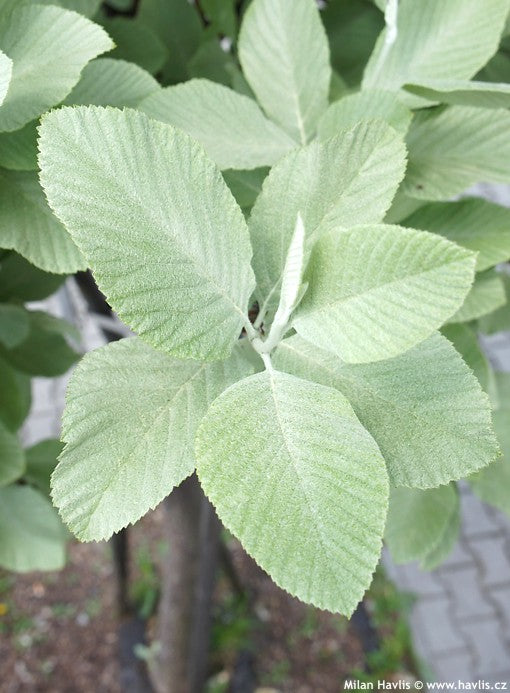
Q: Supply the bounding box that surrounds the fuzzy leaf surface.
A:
[0,4,113,131]
[404,199,510,272]
[249,121,407,321]
[404,79,510,109]
[38,107,256,361]
[140,79,295,170]
[196,370,389,615]
[405,107,510,200]
[0,169,86,273]
[293,225,476,364]
[448,270,506,324]
[363,0,510,99]
[273,333,498,487]
[53,338,254,541]
[238,0,330,143]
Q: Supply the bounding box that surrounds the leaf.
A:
[479,273,510,334]
[0,49,12,107]
[0,355,30,432]
[0,419,24,486]
[64,58,160,108]
[293,225,476,364]
[0,169,86,274]
[270,214,305,338]
[187,39,237,87]
[362,0,510,100]
[38,106,256,361]
[0,310,80,376]
[448,270,506,324]
[238,0,331,144]
[0,485,66,572]
[318,90,412,138]
[470,373,510,517]
[421,502,461,571]
[249,121,407,322]
[17,0,102,17]
[137,0,202,84]
[385,485,458,564]
[100,17,168,75]
[201,0,237,38]
[404,107,510,201]
[403,199,510,272]
[196,370,389,615]
[273,333,498,488]
[140,79,295,171]
[441,323,492,395]
[0,4,113,131]
[0,303,29,348]
[0,251,66,302]
[404,80,510,109]
[0,120,38,171]
[53,337,254,541]
[24,439,64,496]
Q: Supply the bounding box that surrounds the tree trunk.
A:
[150,475,221,693]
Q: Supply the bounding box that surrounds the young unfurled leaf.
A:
[405,107,510,200]
[0,485,66,572]
[293,225,476,364]
[0,4,113,131]
[250,121,407,323]
[363,0,510,100]
[238,0,331,144]
[52,338,254,541]
[448,269,506,324]
[0,168,86,274]
[64,58,160,108]
[403,199,510,272]
[38,107,256,361]
[196,370,389,615]
[0,49,12,107]
[140,79,295,170]
[385,485,459,563]
[318,90,413,139]
[274,333,498,488]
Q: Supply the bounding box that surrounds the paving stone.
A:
[386,560,446,598]
[491,588,510,630]
[460,619,510,675]
[460,493,503,537]
[410,597,468,654]
[432,651,475,682]
[469,536,510,587]
[439,567,497,620]
[441,537,473,569]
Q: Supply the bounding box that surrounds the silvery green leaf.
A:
[250,121,407,322]
[448,270,506,324]
[196,370,389,615]
[0,4,113,131]
[0,169,86,273]
[38,107,256,361]
[404,107,510,200]
[273,333,498,488]
[404,79,510,109]
[293,225,476,364]
[403,199,510,272]
[363,0,510,101]
[65,58,160,108]
[385,485,459,563]
[140,79,295,170]
[318,90,413,138]
[52,338,254,541]
[238,0,330,143]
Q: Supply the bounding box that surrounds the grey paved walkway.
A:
[23,283,510,684]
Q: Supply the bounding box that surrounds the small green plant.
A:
[1,0,510,629]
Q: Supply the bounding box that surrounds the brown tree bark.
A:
[150,475,221,693]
